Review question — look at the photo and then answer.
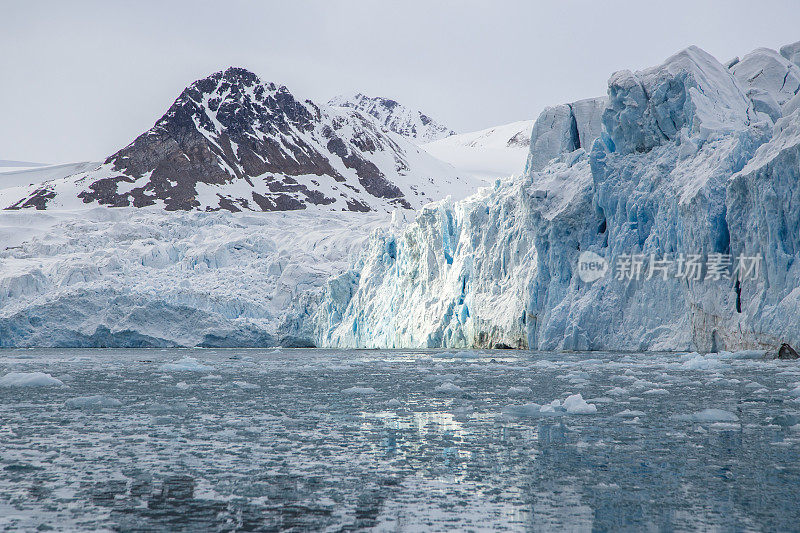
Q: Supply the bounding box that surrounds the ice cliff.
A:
[0,209,386,347]
[316,43,800,352]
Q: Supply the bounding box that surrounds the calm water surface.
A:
[1,348,799,531]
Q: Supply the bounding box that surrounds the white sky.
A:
[2,0,800,163]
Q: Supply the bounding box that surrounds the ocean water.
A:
[1,348,799,531]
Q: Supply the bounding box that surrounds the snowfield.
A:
[421,119,534,180]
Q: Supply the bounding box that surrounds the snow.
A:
[329,93,454,143]
[422,120,534,180]
[0,372,64,387]
[159,357,213,372]
[0,162,99,191]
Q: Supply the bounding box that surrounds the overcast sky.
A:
[3,0,800,163]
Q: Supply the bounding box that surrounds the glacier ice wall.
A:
[0,209,385,347]
[316,43,800,352]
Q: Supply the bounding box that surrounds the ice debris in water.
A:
[0,372,64,387]
[677,353,729,371]
[159,357,213,372]
[540,394,597,415]
[616,409,646,418]
[507,386,532,395]
[674,408,740,422]
[341,386,378,395]
[233,381,260,390]
[64,396,122,409]
[435,382,464,393]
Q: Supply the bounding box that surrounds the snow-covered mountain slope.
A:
[2,68,478,213]
[329,93,455,143]
[316,41,800,353]
[0,208,389,347]
[0,162,100,191]
[421,120,533,181]
[0,160,48,173]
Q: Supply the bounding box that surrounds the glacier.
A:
[316,43,800,353]
[0,208,388,347]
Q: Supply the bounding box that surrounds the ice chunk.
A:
[64,395,122,409]
[0,372,64,387]
[780,40,800,68]
[604,46,750,154]
[435,382,463,393]
[674,408,739,422]
[502,402,543,417]
[562,393,598,414]
[731,48,800,108]
[537,394,597,415]
[233,381,260,390]
[526,97,605,173]
[341,386,378,395]
[159,357,212,372]
[615,409,646,418]
[678,353,728,371]
[507,386,532,395]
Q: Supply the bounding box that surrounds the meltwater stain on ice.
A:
[1,348,800,531]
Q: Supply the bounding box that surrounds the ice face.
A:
[316,42,800,352]
[603,46,751,155]
[0,209,388,348]
[780,40,800,68]
[730,48,800,117]
[525,97,605,173]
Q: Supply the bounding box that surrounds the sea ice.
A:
[0,372,64,387]
[341,386,378,395]
[435,382,464,393]
[64,395,122,409]
[159,357,213,372]
[674,408,740,422]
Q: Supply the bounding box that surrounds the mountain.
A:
[328,93,455,143]
[421,120,535,180]
[2,68,476,213]
[316,41,800,353]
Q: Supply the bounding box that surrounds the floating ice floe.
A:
[507,386,532,395]
[233,381,260,390]
[435,382,464,393]
[615,409,646,418]
[159,357,213,372]
[341,386,378,395]
[64,395,122,409]
[0,372,64,387]
[673,408,739,422]
[676,353,729,371]
[534,394,598,415]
